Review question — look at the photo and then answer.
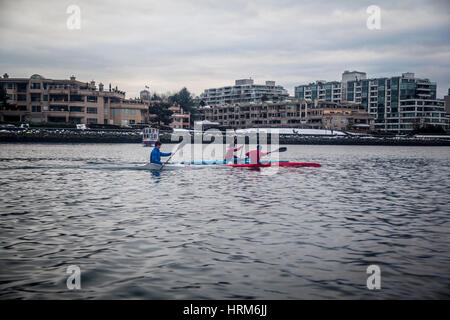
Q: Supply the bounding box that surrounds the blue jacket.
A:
[151,147,172,165]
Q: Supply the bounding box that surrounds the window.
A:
[70,106,83,112]
[30,83,41,89]
[69,117,82,124]
[30,93,41,102]
[87,96,98,103]
[70,95,84,102]
[32,106,41,112]
[17,83,27,91]
[87,118,98,124]
[87,107,98,114]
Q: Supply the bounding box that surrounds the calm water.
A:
[0,143,449,299]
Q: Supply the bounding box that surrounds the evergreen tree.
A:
[169,88,198,125]
[150,102,173,126]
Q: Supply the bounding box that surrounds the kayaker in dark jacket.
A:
[151,141,172,166]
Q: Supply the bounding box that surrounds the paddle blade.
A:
[272,147,287,153]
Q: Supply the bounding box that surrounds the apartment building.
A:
[169,104,191,129]
[0,74,149,126]
[307,100,373,132]
[445,88,450,115]
[346,73,446,132]
[295,71,448,133]
[295,71,366,103]
[294,81,342,103]
[200,79,289,106]
[199,100,373,132]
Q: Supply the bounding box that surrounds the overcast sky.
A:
[1,0,449,98]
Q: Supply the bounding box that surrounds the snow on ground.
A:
[235,128,346,136]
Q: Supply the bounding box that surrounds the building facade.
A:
[294,81,342,103]
[294,71,367,103]
[169,104,190,129]
[199,100,373,132]
[295,72,448,133]
[0,74,149,126]
[307,100,373,132]
[445,88,450,115]
[445,89,450,127]
[200,79,289,106]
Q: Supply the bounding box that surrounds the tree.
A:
[169,88,194,112]
[151,93,163,101]
[169,88,198,126]
[150,102,173,126]
[0,86,8,110]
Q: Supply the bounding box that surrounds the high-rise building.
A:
[0,74,149,126]
[295,71,448,133]
[445,88,450,115]
[341,70,367,83]
[294,80,342,103]
[294,71,367,103]
[200,79,289,106]
[341,70,367,104]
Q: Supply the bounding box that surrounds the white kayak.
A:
[141,163,208,170]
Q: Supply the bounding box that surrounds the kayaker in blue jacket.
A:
[151,141,172,166]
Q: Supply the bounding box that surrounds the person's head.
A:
[155,141,162,149]
[257,145,262,151]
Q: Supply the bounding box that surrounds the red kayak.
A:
[223,162,321,168]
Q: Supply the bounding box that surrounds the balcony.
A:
[48,88,70,94]
[48,106,69,112]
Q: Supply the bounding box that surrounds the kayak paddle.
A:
[160,143,184,170]
[268,147,287,153]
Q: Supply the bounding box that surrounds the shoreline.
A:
[1,130,450,146]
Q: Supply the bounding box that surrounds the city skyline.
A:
[1,0,449,98]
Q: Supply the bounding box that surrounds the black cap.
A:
[155,141,162,146]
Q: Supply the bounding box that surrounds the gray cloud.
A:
[0,0,449,97]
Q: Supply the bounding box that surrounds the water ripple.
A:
[0,144,449,299]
